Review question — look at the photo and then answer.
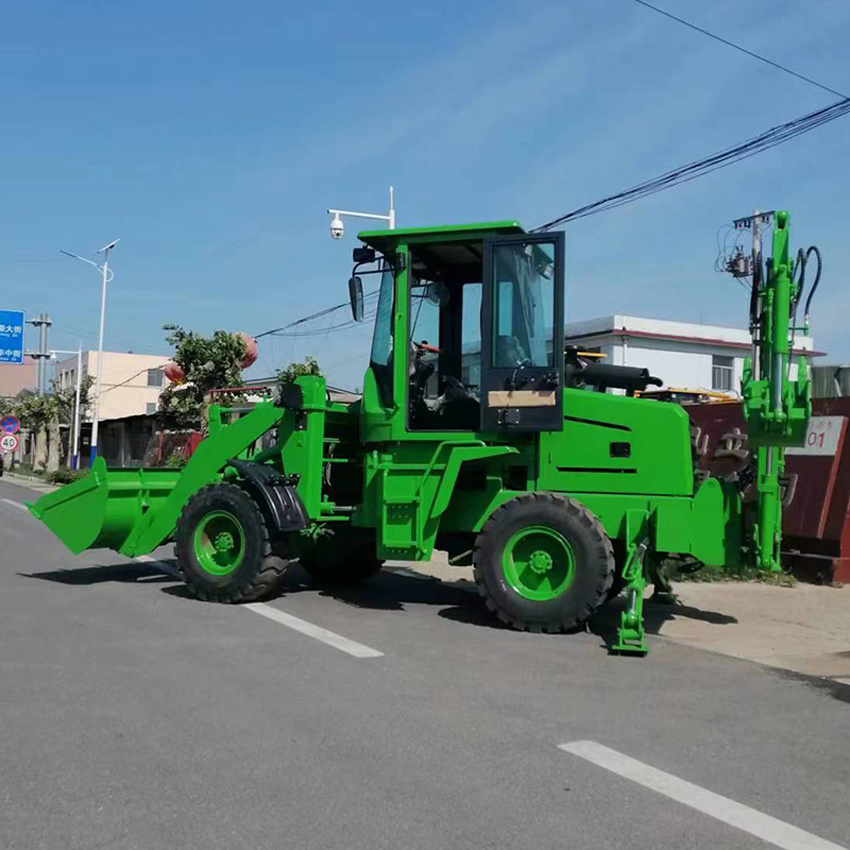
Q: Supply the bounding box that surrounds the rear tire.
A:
[473,492,614,633]
[175,483,288,603]
[298,531,384,586]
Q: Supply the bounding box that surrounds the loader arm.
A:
[121,401,286,556]
[30,400,286,558]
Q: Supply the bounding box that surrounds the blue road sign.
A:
[1,415,19,434]
[0,309,25,364]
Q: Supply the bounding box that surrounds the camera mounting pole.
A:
[327,186,396,239]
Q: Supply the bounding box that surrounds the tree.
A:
[157,324,247,430]
[47,376,94,471]
[277,356,322,385]
[0,377,94,471]
[52,376,94,428]
[12,394,52,470]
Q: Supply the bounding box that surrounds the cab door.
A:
[480,232,565,432]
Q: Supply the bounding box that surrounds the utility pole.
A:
[90,240,118,465]
[61,238,119,465]
[26,313,53,395]
[50,347,85,470]
[71,343,82,470]
[750,210,761,380]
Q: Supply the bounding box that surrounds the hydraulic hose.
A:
[791,247,806,319]
[803,245,822,323]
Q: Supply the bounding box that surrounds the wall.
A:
[565,315,814,394]
[623,339,743,393]
[0,356,37,398]
[56,351,168,421]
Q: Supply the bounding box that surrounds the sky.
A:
[2,0,849,390]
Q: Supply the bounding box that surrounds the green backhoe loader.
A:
[29,211,817,653]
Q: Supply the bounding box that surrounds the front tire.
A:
[473,492,614,633]
[175,483,288,603]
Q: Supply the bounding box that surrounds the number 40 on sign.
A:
[0,433,19,454]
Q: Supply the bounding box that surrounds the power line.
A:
[254,290,379,340]
[251,27,850,350]
[99,363,169,395]
[630,0,848,100]
[533,96,850,232]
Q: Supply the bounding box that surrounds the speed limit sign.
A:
[0,433,18,453]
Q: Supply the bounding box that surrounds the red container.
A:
[687,399,850,583]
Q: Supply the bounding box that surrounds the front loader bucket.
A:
[28,457,182,555]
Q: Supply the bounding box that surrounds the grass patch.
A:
[45,468,90,485]
[662,557,797,588]
[8,463,46,480]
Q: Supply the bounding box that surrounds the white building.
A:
[55,351,169,420]
[564,315,821,394]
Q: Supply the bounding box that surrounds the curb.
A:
[0,472,58,493]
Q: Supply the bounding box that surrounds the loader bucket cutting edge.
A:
[28,457,183,555]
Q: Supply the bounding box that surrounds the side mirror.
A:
[349,275,365,322]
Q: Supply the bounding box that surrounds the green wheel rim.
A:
[502,525,576,601]
[193,510,246,576]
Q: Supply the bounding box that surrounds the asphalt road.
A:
[1,476,849,850]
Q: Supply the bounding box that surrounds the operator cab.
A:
[350,222,565,434]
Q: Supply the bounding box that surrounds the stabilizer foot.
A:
[611,540,650,657]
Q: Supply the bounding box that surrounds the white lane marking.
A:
[244,602,384,658]
[559,741,847,850]
[134,554,182,579]
[1,498,28,512]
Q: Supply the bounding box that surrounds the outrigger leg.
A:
[612,540,649,656]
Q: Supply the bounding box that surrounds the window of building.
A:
[147,369,165,387]
[712,355,734,391]
[146,402,158,415]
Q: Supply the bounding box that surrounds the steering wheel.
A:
[442,375,478,403]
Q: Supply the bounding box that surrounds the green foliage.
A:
[46,467,90,485]
[52,375,94,426]
[0,375,93,432]
[661,555,797,587]
[277,356,322,385]
[157,324,247,429]
[162,450,189,468]
[8,394,53,430]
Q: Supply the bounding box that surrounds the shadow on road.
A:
[589,594,738,651]
[296,566,478,612]
[23,558,739,653]
[21,562,176,586]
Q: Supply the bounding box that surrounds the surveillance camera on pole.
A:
[327,186,396,240]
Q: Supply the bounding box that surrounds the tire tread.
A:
[472,492,614,632]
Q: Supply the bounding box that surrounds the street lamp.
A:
[60,238,120,465]
[327,186,396,239]
[49,346,83,470]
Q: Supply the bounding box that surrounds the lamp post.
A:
[327,186,396,239]
[50,346,84,470]
[60,238,119,465]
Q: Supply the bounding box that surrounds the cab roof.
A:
[358,220,525,252]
